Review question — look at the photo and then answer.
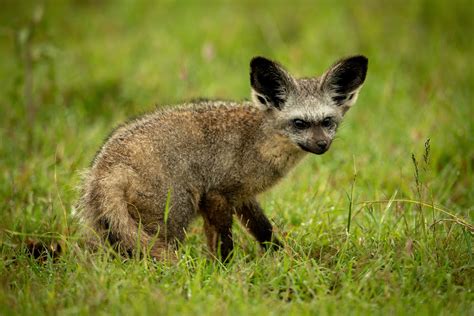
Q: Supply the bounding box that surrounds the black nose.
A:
[316,140,328,150]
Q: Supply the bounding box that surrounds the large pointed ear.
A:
[250,56,296,110]
[322,55,368,112]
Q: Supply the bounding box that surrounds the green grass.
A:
[0,1,473,315]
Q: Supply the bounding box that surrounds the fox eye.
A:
[292,119,310,130]
[321,117,333,128]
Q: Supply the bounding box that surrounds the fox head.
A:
[250,55,368,154]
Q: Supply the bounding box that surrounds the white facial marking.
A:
[282,95,340,123]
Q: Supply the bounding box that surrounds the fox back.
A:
[78,55,368,261]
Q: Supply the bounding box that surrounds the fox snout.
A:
[315,140,330,154]
[298,139,332,155]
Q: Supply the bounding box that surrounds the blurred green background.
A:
[0,0,472,314]
[1,0,472,220]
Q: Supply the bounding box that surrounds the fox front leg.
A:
[235,199,282,250]
[200,192,234,262]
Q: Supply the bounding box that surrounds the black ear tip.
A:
[250,56,273,69]
[348,55,368,68]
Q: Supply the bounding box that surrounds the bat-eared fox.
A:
[78,55,368,261]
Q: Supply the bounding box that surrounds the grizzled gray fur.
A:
[78,55,368,261]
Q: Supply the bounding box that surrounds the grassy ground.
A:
[0,1,473,315]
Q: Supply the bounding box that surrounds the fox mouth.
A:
[298,143,328,155]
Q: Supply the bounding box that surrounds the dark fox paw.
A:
[262,238,283,251]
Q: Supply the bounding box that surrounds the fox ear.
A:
[250,57,295,110]
[322,55,368,112]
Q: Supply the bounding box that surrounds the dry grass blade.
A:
[357,199,474,232]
